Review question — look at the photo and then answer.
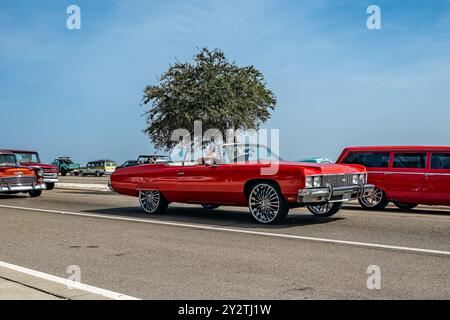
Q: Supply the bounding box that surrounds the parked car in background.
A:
[0,150,46,197]
[137,155,171,165]
[297,157,334,164]
[337,146,450,210]
[53,157,80,176]
[7,149,58,190]
[79,160,117,177]
[111,143,373,224]
[115,160,138,171]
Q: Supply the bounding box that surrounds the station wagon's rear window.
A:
[393,153,427,169]
[343,152,390,168]
[431,153,450,169]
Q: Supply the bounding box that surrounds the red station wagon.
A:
[337,146,450,210]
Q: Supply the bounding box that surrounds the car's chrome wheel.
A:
[139,190,163,214]
[358,187,389,210]
[249,183,288,224]
[307,202,342,217]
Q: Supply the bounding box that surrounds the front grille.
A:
[322,174,354,187]
[43,172,58,178]
[0,176,36,186]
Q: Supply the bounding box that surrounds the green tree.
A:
[142,47,277,150]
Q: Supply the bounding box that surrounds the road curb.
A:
[55,183,111,192]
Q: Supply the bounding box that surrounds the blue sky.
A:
[1,0,450,164]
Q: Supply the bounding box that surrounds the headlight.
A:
[305,176,313,188]
[352,174,359,184]
[313,176,322,187]
[37,169,44,177]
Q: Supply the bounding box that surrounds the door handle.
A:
[177,172,185,176]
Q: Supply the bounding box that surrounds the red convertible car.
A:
[110,144,374,224]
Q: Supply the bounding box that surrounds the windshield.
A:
[223,145,281,164]
[0,154,18,165]
[15,152,40,163]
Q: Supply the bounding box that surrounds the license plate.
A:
[343,192,352,200]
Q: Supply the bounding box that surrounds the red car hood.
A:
[260,160,365,175]
[19,162,58,171]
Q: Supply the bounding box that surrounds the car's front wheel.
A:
[307,202,342,217]
[138,190,169,214]
[358,187,389,210]
[248,182,289,224]
[46,183,55,190]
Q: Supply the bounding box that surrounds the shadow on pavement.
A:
[83,205,344,229]
[343,204,450,216]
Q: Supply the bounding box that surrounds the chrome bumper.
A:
[43,173,59,183]
[298,184,375,204]
[0,183,47,193]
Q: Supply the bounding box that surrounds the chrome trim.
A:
[368,171,450,176]
[298,184,375,204]
[43,178,59,183]
[0,183,46,192]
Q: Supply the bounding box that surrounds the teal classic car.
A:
[53,157,80,176]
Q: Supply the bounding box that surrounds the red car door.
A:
[176,163,231,204]
[423,152,450,205]
[384,152,427,203]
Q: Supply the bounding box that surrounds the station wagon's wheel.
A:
[248,182,289,224]
[358,187,389,210]
[138,190,168,214]
[95,171,101,177]
[307,202,342,217]
[201,204,220,210]
[79,171,84,177]
[393,201,418,210]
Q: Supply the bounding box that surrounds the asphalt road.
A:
[0,189,449,299]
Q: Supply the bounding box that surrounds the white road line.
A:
[0,260,139,300]
[1,204,450,257]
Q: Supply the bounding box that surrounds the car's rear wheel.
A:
[61,170,67,176]
[307,202,342,217]
[29,190,42,197]
[393,201,418,210]
[201,204,220,210]
[79,171,84,177]
[358,187,389,210]
[248,182,289,224]
[46,183,55,190]
[139,190,168,214]
[95,171,101,177]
